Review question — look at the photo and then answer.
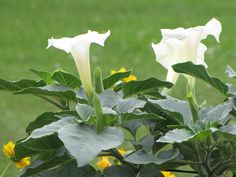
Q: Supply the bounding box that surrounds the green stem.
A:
[0,161,12,177]
[186,83,199,122]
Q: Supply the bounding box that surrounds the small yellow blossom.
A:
[111,67,137,83]
[161,171,176,177]
[96,157,112,171]
[16,157,30,169]
[122,75,137,82]
[118,148,126,156]
[3,141,15,158]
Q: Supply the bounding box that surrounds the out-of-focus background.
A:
[0,0,236,176]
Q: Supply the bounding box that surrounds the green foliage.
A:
[1,64,236,177]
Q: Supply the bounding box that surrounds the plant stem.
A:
[0,161,11,177]
[37,95,69,110]
[166,169,198,174]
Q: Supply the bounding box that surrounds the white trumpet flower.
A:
[47,30,110,99]
[152,18,222,94]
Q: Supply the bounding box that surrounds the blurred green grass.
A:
[0,0,236,176]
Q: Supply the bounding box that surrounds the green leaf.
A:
[139,167,163,177]
[0,79,45,91]
[124,149,179,165]
[157,129,193,143]
[26,111,78,135]
[149,98,192,124]
[76,103,94,122]
[117,98,146,113]
[19,147,71,177]
[226,65,236,78]
[122,77,173,98]
[51,69,81,88]
[30,161,96,177]
[14,134,63,161]
[16,85,77,101]
[99,90,122,108]
[172,62,228,95]
[219,125,236,135]
[103,166,136,177]
[30,69,53,84]
[26,116,75,140]
[121,112,163,123]
[103,70,132,89]
[200,100,234,125]
[58,124,124,166]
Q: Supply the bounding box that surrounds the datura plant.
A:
[1,19,236,177]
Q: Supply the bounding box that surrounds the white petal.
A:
[196,43,208,67]
[161,27,188,40]
[200,18,222,42]
[152,38,184,69]
[47,37,74,53]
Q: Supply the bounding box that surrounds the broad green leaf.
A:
[26,111,78,134]
[172,62,228,95]
[30,69,53,84]
[219,125,236,135]
[103,166,136,177]
[30,161,96,177]
[76,103,94,121]
[121,112,163,122]
[117,98,146,113]
[14,134,63,161]
[226,65,236,78]
[157,129,193,143]
[25,116,75,140]
[122,77,173,98]
[51,70,81,88]
[124,149,179,165]
[0,79,45,91]
[99,90,122,108]
[140,135,154,152]
[16,85,77,101]
[149,98,192,124]
[19,147,71,177]
[103,70,132,89]
[58,124,124,167]
[200,100,234,125]
[139,167,164,177]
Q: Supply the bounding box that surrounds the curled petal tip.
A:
[47,37,54,49]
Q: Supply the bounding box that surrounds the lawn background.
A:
[0,0,236,176]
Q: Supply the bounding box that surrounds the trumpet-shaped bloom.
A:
[47,30,110,97]
[152,18,222,91]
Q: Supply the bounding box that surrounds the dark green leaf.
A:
[0,79,45,91]
[58,124,124,167]
[139,167,163,177]
[103,165,136,177]
[30,69,53,84]
[99,90,122,108]
[172,62,228,95]
[103,71,132,89]
[122,77,173,98]
[124,149,179,165]
[51,70,81,88]
[121,112,163,122]
[14,134,63,161]
[16,85,77,101]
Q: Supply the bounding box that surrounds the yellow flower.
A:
[16,157,30,169]
[96,157,112,171]
[122,75,137,82]
[161,171,176,177]
[3,141,15,158]
[118,148,126,156]
[111,67,137,83]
